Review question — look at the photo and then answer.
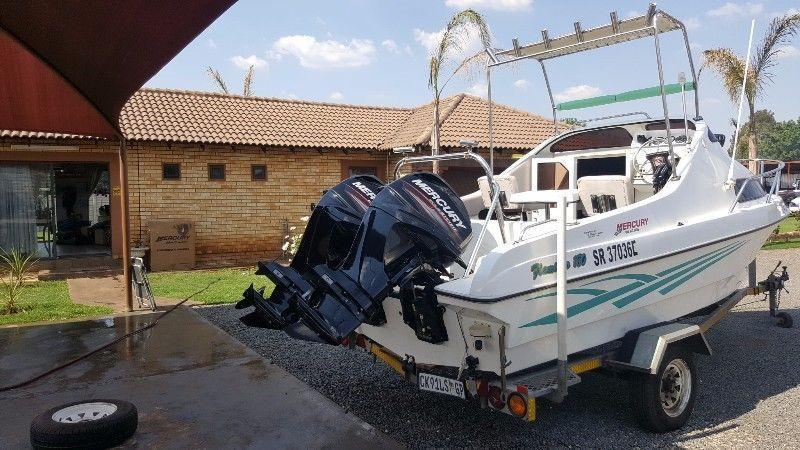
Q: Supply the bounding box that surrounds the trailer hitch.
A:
[758,262,792,328]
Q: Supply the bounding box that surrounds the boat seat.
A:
[577,175,633,216]
[477,175,521,211]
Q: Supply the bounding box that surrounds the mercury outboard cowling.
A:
[240,172,472,345]
[236,175,384,329]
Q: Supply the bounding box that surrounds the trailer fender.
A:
[612,323,712,374]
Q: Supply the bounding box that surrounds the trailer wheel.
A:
[775,312,793,328]
[30,399,137,449]
[629,345,697,432]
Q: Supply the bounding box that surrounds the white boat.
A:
[238,4,791,431]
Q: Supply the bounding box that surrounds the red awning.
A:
[0,1,236,139]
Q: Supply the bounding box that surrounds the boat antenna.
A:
[727,19,756,185]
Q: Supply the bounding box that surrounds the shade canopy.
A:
[0,0,236,139]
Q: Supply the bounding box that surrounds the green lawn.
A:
[763,215,800,250]
[148,267,274,305]
[776,214,800,234]
[0,281,113,326]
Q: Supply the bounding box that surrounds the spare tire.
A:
[30,399,137,449]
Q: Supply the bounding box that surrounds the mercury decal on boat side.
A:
[410,178,468,230]
[593,240,638,266]
[614,218,648,236]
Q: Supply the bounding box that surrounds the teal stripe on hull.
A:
[612,242,744,308]
[519,240,743,328]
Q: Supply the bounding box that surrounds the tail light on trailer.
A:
[507,392,528,418]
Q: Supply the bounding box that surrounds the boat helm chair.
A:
[478,175,522,219]
[577,175,634,216]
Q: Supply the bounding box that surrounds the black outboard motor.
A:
[240,172,472,345]
[236,175,384,329]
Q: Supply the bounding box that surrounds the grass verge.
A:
[0,281,113,326]
[147,267,274,305]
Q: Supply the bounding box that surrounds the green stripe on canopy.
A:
[556,81,696,111]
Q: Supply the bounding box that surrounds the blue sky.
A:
[147,1,800,138]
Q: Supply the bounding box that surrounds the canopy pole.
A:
[487,65,494,173]
[555,195,568,401]
[539,60,558,133]
[652,14,677,180]
[118,139,132,312]
[728,20,756,183]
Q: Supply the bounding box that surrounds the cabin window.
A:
[577,156,627,178]
[645,119,696,131]
[537,162,570,190]
[551,127,633,153]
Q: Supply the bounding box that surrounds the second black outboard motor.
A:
[236,175,384,329]
[240,172,472,345]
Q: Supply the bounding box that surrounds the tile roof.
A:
[3,88,557,151]
[380,93,556,151]
[119,89,411,149]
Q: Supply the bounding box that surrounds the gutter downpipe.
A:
[652,14,678,180]
[118,138,133,312]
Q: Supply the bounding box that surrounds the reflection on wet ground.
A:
[0,308,397,449]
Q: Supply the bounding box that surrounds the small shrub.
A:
[0,248,38,314]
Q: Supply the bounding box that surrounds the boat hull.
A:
[359,222,775,375]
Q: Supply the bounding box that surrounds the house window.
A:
[340,161,384,181]
[162,163,181,180]
[251,164,267,181]
[208,164,226,181]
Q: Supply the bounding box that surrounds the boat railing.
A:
[729,159,785,213]
[393,150,505,276]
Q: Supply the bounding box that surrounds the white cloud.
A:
[775,45,800,60]
[707,2,763,17]
[513,79,530,90]
[207,38,218,49]
[684,17,701,30]
[469,83,488,98]
[444,0,532,12]
[768,8,800,19]
[404,45,414,55]
[704,97,722,105]
[230,54,267,70]
[329,91,344,101]
[414,26,483,57]
[271,35,376,69]
[381,39,400,54]
[553,85,602,103]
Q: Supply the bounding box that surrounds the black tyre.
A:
[776,312,793,328]
[629,345,697,432]
[30,399,137,449]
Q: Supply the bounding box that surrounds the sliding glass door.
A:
[0,164,57,258]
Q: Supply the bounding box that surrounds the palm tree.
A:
[428,9,491,173]
[206,65,255,96]
[703,13,800,164]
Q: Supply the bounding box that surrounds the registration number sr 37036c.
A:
[593,240,638,266]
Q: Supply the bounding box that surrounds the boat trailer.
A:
[349,262,790,429]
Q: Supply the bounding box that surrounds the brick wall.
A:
[127,142,393,266]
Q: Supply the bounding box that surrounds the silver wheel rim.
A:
[52,402,118,423]
[659,359,691,418]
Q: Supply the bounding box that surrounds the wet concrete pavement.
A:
[0,308,398,449]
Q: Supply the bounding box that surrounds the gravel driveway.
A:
[197,249,800,448]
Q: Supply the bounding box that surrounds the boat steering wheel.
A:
[633,136,669,184]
